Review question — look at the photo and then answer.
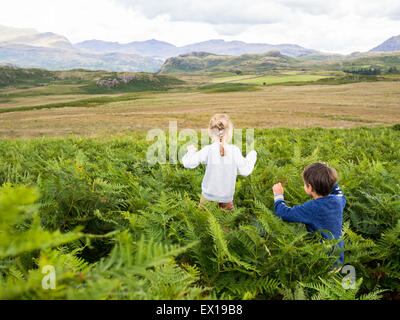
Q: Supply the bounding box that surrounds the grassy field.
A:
[0,66,399,139]
[0,81,399,138]
[213,74,331,85]
[1,64,400,300]
[212,74,262,83]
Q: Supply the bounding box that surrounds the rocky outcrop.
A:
[96,73,161,88]
[96,79,120,88]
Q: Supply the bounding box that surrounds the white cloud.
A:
[0,0,399,54]
[113,0,400,22]
[114,0,282,25]
[0,0,222,46]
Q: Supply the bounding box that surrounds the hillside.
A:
[0,44,163,72]
[342,52,400,68]
[158,49,400,75]
[0,65,184,93]
[318,52,400,72]
[0,65,57,88]
[158,51,298,74]
[370,35,400,52]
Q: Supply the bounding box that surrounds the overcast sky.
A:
[1,0,400,53]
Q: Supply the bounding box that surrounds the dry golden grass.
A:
[0,94,122,109]
[0,81,399,138]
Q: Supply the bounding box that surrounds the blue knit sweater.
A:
[274,183,346,266]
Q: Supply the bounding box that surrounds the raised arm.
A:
[237,149,257,177]
[272,183,312,224]
[182,146,209,169]
[274,198,313,224]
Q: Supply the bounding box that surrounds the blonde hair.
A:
[208,114,233,157]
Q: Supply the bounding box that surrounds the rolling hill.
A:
[0,65,184,96]
[159,49,400,74]
[0,44,163,72]
[158,50,298,74]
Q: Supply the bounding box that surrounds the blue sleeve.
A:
[274,199,313,224]
[330,183,346,209]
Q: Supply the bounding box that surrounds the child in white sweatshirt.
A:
[182,114,257,210]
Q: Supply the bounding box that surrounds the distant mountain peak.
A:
[0,26,72,49]
[0,25,38,42]
[370,35,400,52]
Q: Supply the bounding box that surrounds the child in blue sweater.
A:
[272,162,346,269]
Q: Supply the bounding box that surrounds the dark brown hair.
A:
[302,162,338,196]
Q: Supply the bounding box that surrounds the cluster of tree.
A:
[343,66,381,75]
[387,66,399,74]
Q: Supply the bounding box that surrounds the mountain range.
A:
[0,25,399,73]
[0,25,163,72]
[75,39,318,59]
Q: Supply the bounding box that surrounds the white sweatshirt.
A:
[182,142,257,203]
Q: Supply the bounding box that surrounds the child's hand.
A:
[273,182,284,195]
[187,145,197,152]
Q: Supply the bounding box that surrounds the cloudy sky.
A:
[1,0,400,53]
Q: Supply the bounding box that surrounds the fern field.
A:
[0,126,399,300]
